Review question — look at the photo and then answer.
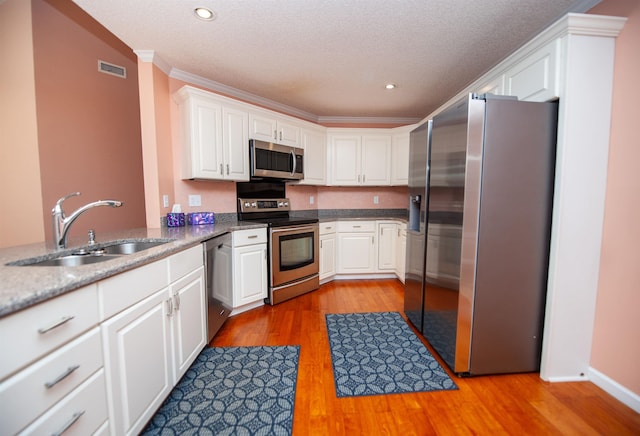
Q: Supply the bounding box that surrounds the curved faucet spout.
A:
[52,192,124,249]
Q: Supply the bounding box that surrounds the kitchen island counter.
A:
[0,221,266,318]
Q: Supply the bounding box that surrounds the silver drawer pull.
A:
[45,365,80,389]
[352,225,361,228]
[38,315,75,334]
[52,410,85,436]
[248,235,258,239]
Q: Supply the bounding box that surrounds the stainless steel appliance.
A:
[249,139,304,181]
[237,181,319,305]
[203,233,232,341]
[404,93,558,376]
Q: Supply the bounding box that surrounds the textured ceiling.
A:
[72,0,600,123]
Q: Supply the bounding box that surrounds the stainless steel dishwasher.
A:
[203,233,232,342]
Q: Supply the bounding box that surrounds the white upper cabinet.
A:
[391,131,410,185]
[328,131,391,186]
[299,127,327,185]
[175,86,249,181]
[505,39,560,102]
[249,111,300,147]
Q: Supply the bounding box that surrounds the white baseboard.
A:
[588,367,640,413]
[544,374,590,383]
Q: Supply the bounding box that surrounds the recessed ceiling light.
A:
[385,83,397,90]
[194,7,216,21]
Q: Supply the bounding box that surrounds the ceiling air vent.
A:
[98,60,126,79]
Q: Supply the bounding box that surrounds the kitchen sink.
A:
[99,240,171,255]
[7,238,173,267]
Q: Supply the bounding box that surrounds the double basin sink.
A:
[9,239,173,267]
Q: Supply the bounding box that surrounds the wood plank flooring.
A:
[210,279,640,435]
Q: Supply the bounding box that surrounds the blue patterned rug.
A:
[142,346,299,435]
[326,312,457,397]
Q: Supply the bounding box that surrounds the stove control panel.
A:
[238,197,290,213]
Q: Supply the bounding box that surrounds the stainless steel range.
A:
[237,182,319,305]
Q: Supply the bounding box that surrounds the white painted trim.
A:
[589,367,640,413]
[332,273,397,281]
[133,49,172,76]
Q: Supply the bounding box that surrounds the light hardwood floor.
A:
[210,279,640,435]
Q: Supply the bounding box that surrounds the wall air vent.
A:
[98,60,126,78]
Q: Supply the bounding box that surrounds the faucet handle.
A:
[55,192,81,207]
[87,229,96,245]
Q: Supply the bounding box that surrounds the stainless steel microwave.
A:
[249,139,304,181]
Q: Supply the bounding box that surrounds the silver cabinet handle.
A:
[220,163,223,175]
[352,225,361,229]
[274,130,277,140]
[226,164,229,175]
[357,174,361,183]
[173,293,180,311]
[248,235,258,239]
[363,174,366,183]
[166,298,173,317]
[279,130,282,141]
[38,316,75,334]
[52,410,85,436]
[372,236,374,245]
[45,365,80,389]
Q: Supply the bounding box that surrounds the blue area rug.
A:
[326,312,457,397]
[142,346,299,436]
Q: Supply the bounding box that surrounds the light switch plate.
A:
[163,195,169,208]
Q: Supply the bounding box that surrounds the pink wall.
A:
[588,0,640,394]
[32,0,146,243]
[0,0,45,248]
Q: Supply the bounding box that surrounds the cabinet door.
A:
[337,233,376,273]
[277,120,300,147]
[249,113,277,142]
[300,128,327,185]
[391,132,410,185]
[396,227,407,283]
[330,135,361,185]
[171,267,206,383]
[361,135,391,185]
[320,234,336,280]
[233,244,268,307]
[377,222,397,271]
[505,39,559,102]
[222,106,250,181]
[102,289,172,436]
[184,96,224,180]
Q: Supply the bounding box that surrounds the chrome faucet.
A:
[52,192,124,249]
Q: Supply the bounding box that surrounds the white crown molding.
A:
[318,116,422,125]
[133,50,172,76]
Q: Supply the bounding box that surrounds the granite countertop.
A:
[0,221,265,319]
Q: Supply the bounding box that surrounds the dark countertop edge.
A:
[0,220,265,319]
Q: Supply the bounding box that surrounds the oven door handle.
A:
[271,226,316,235]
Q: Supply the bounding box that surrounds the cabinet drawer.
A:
[319,222,336,235]
[336,221,375,233]
[233,228,267,247]
[20,369,108,436]
[168,245,203,282]
[0,327,103,435]
[99,258,169,320]
[0,284,99,381]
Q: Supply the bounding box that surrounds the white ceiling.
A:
[72,0,600,123]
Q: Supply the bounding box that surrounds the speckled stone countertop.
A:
[0,221,265,319]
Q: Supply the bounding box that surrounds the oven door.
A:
[270,224,319,287]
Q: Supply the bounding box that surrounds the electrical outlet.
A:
[310,195,315,205]
[188,194,201,207]
[373,195,379,204]
[163,195,169,208]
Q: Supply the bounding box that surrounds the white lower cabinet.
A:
[232,228,268,311]
[396,224,407,283]
[102,288,172,436]
[377,221,398,271]
[336,221,377,273]
[101,245,205,436]
[319,222,336,281]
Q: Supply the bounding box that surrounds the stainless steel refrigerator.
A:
[404,93,558,376]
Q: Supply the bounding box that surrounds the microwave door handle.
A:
[290,150,296,176]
